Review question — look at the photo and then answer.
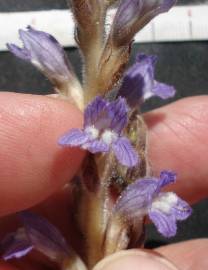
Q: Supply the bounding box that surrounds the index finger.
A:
[0,92,84,216]
[146,95,208,203]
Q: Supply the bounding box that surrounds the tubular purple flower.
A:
[118,54,176,107]
[112,0,176,47]
[7,27,73,86]
[1,212,70,263]
[58,96,139,167]
[114,170,192,238]
[7,26,84,109]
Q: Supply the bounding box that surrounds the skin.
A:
[0,92,208,269]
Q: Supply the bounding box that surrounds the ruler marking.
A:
[188,8,193,40]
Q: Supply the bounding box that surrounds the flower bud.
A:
[7,26,74,87]
[111,0,176,47]
[7,27,84,109]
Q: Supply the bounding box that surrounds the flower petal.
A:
[108,97,128,133]
[6,43,31,61]
[83,139,109,153]
[118,68,144,106]
[158,170,177,188]
[84,96,108,128]
[20,211,69,262]
[152,81,176,99]
[149,192,191,237]
[1,228,33,260]
[84,96,128,134]
[118,54,175,107]
[149,210,177,238]
[172,197,192,221]
[112,137,139,167]
[58,128,90,146]
[114,178,158,219]
[118,54,156,107]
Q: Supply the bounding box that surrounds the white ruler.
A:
[0,5,208,51]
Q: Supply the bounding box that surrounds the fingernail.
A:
[93,250,179,270]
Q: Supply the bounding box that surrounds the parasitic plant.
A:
[1,1,192,269]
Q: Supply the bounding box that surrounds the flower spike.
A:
[114,170,192,238]
[118,54,176,107]
[59,96,139,167]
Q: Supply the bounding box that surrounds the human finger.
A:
[156,238,208,270]
[0,92,84,216]
[93,250,179,270]
[145,95,208,203]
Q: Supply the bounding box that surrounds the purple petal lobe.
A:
[149,210,177,238]
[149,192,192,237]
[84,139,109,153]
[118,54,155,106]
[112,137,139,167]
[172,198,192,220]
[159,170,177,188]
[152,82,176,99]
[84,96,108,128]
[118,67,144,107]
[118,54,175,107]
[6,43,31,61]
[8,27,73,85]
[20,211,69,262]
[58,128,90,146]
[114,178,158,218]
[108,97,128,133]
[114,0,142,29]
[1,228,33,260]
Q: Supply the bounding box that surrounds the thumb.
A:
[93,250,179,270]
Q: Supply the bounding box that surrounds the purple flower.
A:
[114,170,192,237]
[112,0,176,46]
[58,96,139,167]
[1,212,70,263]
[7,26,74,87]
[118,54,176,107]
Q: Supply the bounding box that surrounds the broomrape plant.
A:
[1,0,192,269]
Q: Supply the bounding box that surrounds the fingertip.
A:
[0,92,85,215]
[144,96,208,203]
[93,250,179,270]
[157,239,208,270]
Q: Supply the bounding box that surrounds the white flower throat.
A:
[85,126,118,145]
[151,192,178,214]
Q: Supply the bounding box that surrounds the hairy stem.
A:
[83,30,105,103]
[56,79,84,110]
[78,154,115,268]
[84,41,131,104]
